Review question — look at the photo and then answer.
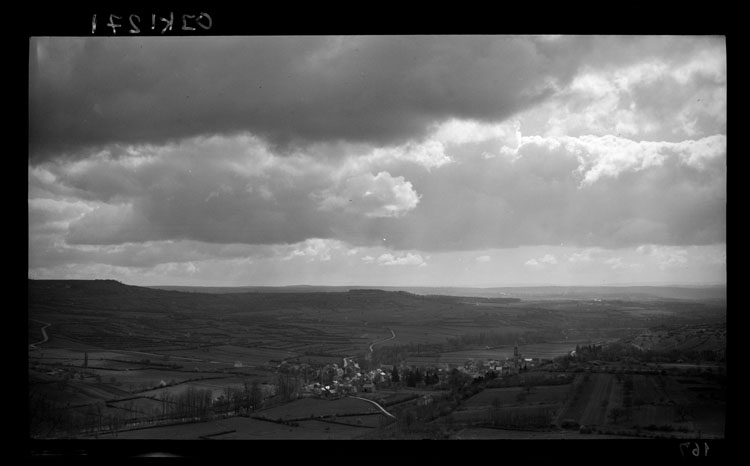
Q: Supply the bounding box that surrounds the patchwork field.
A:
[97,416,369,440]
[95,405,381,440]
[464,384,571,408]
[158,345,298,366]
[552,371,726,437]
[405,341,586,366]
[558,373,618,426]
[454,427,630,439]
[28,280,726,440]
[255,396,383,420]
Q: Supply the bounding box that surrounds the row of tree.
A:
[575,341,725,363]
[395,366,441,387]
[30,378,270,439]
[486,406,555,428]
[370,328,571,367]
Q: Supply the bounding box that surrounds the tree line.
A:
[29,379,269,438]
[370,329,564,366]
[574,341,725,363]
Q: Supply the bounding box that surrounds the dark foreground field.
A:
[28,279,726,443]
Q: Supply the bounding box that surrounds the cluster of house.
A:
[300,358,388,397]
[447,344,545,379]
[295,350,548,397]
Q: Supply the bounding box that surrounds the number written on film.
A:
[92,12,212,34]
[679,442,710,457]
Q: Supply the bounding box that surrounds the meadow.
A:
[28,279,726,440]
[98,415,373,440]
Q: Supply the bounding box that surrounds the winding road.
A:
[369,328,396,353]
[348,395,396,419]
[29,319,51,349]
[334,329,399,420]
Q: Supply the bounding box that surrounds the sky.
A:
[28,35,727,287]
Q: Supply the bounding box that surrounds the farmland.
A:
[28,279,726,441]
[98,415,375,440]
[405,341,600,367]
[558,373,616,426]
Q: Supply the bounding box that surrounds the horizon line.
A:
[28,278,726,289]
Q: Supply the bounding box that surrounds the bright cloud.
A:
[28,35,726,287]
[637,244,690,270]
[567,249,598,263]
[525,254,558,268]
[370,140,453,169]
[521,38,726,142]
[376,252,427,267]
[315,171,421,218]
[508,133,726,187]
[604,257,631,270]
[282,238,345,262]
[432,118,521,147]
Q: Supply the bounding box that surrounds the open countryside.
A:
[28,279,725,441]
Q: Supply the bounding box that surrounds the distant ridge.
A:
[146,284,726,301]
[27,279,725,301]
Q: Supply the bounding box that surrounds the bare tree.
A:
[676,404,693,422]
[250,380,263,411]
[608,407,626,424]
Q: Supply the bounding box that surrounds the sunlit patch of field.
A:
[405,341,581,366]
[255,396,382,420]
[558,373,617,427]
[454,427,630,439]
[464,384,571,409]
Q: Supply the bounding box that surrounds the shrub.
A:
[561,419,579,430]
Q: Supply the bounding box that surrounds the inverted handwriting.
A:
[129,14,141,34]
[160,12,174,34]
[679,442,711,457]
[107,15,122,34]
[92,12,212,34]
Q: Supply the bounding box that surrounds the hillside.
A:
[28,279,726,443]
[148,284,726,302]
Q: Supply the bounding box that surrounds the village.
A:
[283,345,547,399]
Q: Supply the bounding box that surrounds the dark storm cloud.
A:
[33,128,725,252]
[54,136,339,245]
[28,35,726,262]
[29,35,620,162]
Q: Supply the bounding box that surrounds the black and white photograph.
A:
[27,29,726,458]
